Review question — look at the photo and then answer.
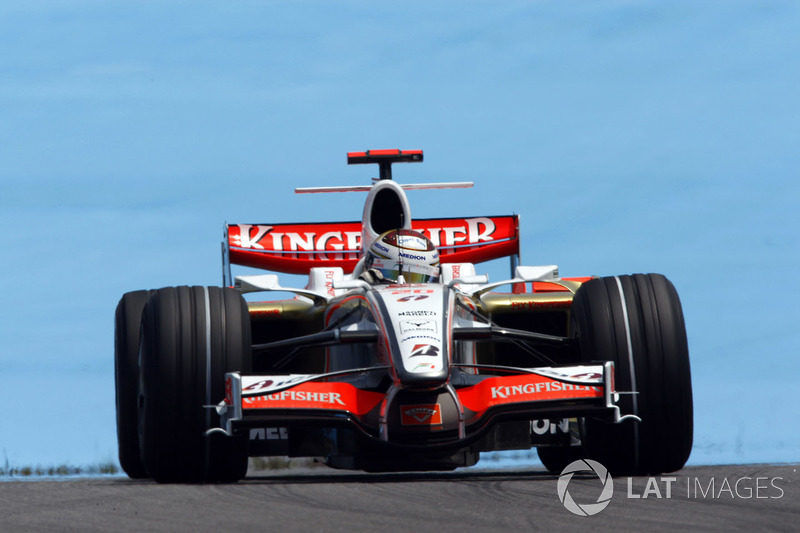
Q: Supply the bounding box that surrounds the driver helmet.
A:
[364,229,440,283]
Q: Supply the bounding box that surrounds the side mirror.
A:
[447,274,490,289]
[472,265,562,298]
[514,265,558,281]
[234,274,280,293]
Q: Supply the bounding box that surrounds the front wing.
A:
[217,362,630,450]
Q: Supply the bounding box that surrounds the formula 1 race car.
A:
[115,149,693,483]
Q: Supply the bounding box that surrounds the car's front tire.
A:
[138,286,252,483]
[571,274,693,475]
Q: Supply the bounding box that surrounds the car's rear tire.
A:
[571,274,693,475]
[138,286,252,483]
[114,290,154,479]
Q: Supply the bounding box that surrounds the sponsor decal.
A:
[529,367,604,385]
[401,335,440,343]
[245,390,346,405]
[249,427,289,440]
[531,418,570,435]
[242,375,312,395]
[570,372,603,381]
[397,310,436,317]
[510,300,571,310]
[383,230,433,251]
[490,380,598,399]
[410,344,440,357]
[231,224,272,250]
[400,319,437,334]
[244,379,272,391]
[397,235,428,250]
[232,224,362,252]
[451,264,461,279]
[252,308,281,317]
[324,269,336,297]
[401,404,442,425]
[413,363,437,371]
[457,374,603,416]
[424,217,497,248]
[397,295,429,302]
[227,216,519,272]
[230,217,510,253]
[398,252,427,261]
[391,289,434,295]
[242,382,384,415]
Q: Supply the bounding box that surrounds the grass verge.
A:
[0,460,119,478]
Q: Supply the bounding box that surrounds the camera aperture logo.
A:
[557,459,614,516]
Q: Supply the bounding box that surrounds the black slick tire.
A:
[537,446,585,475]
[571,274,693,475]
[138,286,252,483]
[114,290,154,479]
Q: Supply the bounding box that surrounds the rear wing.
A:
[224,215,519,276]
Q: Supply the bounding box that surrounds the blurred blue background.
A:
[1,1,797,468]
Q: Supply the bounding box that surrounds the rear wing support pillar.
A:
[347,149,423,181]
[510,253,519,279]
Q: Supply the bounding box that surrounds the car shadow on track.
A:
[242,468,558,485]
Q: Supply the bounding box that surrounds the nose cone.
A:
[373,284,450,389]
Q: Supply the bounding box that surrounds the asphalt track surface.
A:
[1,464,797,532]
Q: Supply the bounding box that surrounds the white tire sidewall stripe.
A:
[203,287,212,475]
[614,276,640,468]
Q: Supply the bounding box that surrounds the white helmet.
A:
[365,229,440,283]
